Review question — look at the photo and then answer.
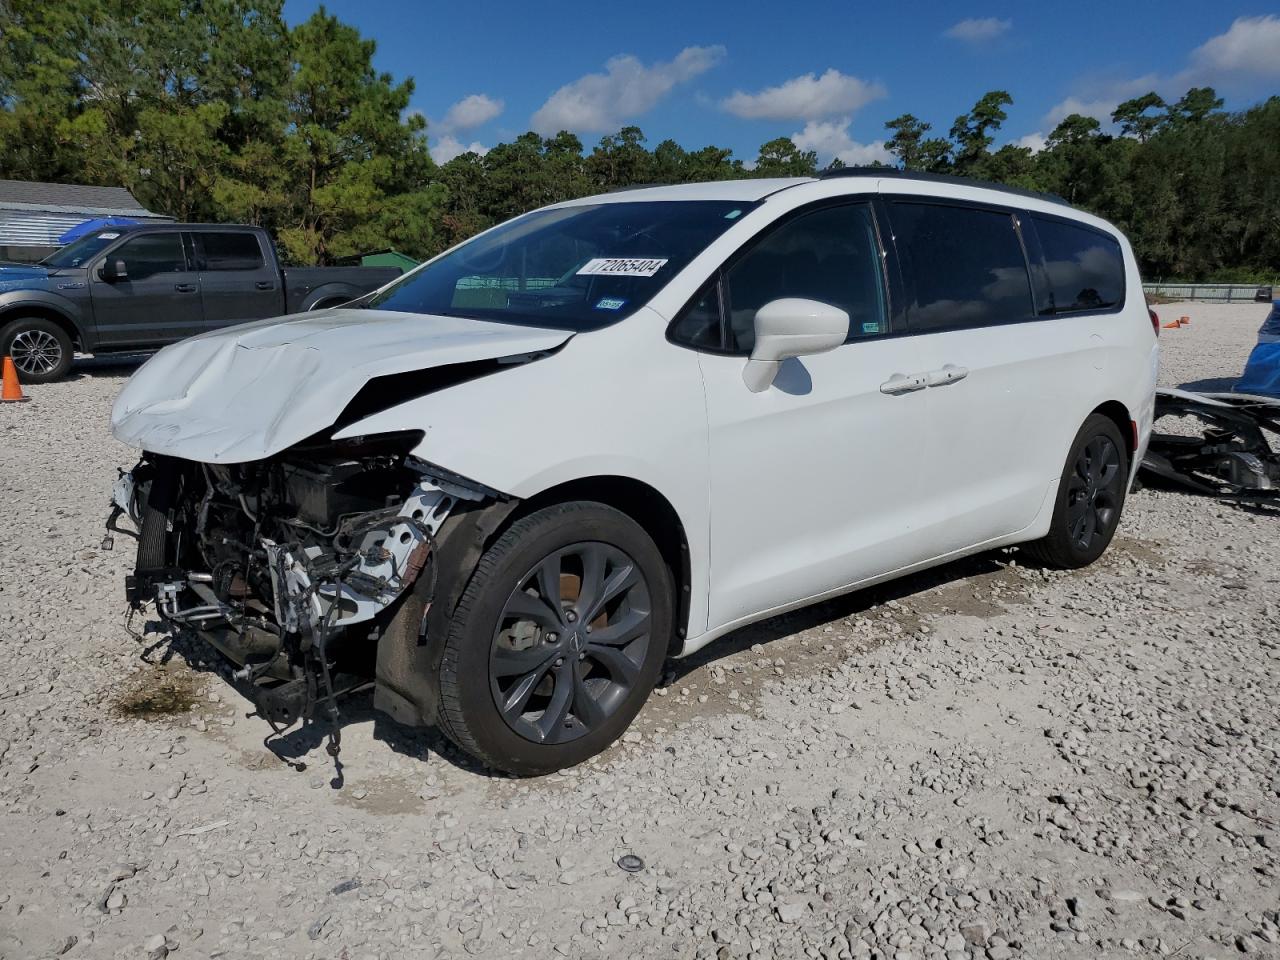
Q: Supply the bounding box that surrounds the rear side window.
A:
[198,232,265,271]
[1032,216,1125,313]
[889,202,1034,331]
[723,203,887,353]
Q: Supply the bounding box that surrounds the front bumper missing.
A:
[116,476,457,633]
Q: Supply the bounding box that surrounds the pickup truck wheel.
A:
[1,317,73,383]
[436,502,672,775]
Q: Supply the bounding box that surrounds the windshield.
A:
[42,231,125,269]
[365,200,753,329]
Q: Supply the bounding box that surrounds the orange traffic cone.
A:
[1162,319,1180,329]
[2,356,30,403]
[1178,315,1191,326]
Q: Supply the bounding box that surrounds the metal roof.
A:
[0,180,168,247]
[0,179,160,217]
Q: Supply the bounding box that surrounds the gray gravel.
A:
[1,302,1276,960]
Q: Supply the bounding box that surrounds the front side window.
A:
[112,234,187,281]
[1032,216,1125,313]
[366,200,753,331]
[722,203,887,353]
[198,232,265,271]
[890,202,1034,331]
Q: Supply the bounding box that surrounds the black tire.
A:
[0,316,73,384]
[437,501,673,776]
[1023,413,1129,569]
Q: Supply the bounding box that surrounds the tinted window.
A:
[199,232,265,271]
[669,281,723,349]
[890,202,1033,331]
[367,200,752,331]
[113,234,187,280]
[724,203,887,353]
[1033,216,1125,313]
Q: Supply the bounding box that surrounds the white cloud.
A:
[439,93,504,133]
[430,134,489,164]
[1183,14,1280,84]
[1042,96,1119,129]
[790,118,892,167]
[1034,14,1280,143]
[1013,132,1047,153]
[944,17,1012,42]
[531,45,725,134]
[721,69,885,121]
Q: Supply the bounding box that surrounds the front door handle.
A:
[174,283,197,293]
[255,281,275,290]
[926,364,969,387]
[880,372,928,395]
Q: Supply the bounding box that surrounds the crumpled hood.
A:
[0,263,51,292]
[111,308,572,463]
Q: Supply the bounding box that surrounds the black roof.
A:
[819,166,1068,207]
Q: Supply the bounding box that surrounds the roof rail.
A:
[818,166,1069,207]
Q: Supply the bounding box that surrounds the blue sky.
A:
[282,1,1280,164]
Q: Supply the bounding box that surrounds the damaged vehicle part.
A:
[111,172,1158,775]
[124,431,468,732]
[1140,388,1280,503]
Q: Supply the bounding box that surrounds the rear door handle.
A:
[880,372,929,395]
[174,283,197,293]
[255,281,275,290]
[926,364,969,387]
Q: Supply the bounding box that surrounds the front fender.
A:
[0,289,89,345]
[332,308,713,636]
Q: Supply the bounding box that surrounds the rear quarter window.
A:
[1031,216,1125,313]
[199,232,265,271]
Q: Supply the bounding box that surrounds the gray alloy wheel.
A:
[489,541,652,745]
[10,328,62,378]
[1,318,73,383]
[1065,434,1124,550]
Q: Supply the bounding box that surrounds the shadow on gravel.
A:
[665,549,1019,686]
[68,354,150,379]
[118,547,1029,781]
[1177,376,1239,393]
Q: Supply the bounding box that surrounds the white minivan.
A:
[111,169,1159,774]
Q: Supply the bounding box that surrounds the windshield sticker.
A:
[725,209,743,219]
[97,232,120,240]
[595,297,627,311]
[576,258,668,278]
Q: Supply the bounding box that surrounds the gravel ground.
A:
[1,302,1277,960]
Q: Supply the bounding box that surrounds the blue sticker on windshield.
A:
[595,297,627,311]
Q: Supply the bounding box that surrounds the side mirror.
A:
[742,298,850,392]
[99,259,128,282]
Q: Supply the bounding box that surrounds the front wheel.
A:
[1023,413,1129,569]
[436,501,673,775]
[0,317,73,383]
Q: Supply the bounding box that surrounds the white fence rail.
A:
[1142,282,1274,303]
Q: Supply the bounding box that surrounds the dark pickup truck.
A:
[0,223,404,382]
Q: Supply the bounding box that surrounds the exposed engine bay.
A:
[104,430,498,743]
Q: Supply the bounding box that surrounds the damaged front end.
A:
[108,430,495,733]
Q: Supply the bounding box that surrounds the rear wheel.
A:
[436,501,672,775]
[1023,413,1129,568]
[0,317,73,383]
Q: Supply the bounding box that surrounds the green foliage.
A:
[0,5,1276,280]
